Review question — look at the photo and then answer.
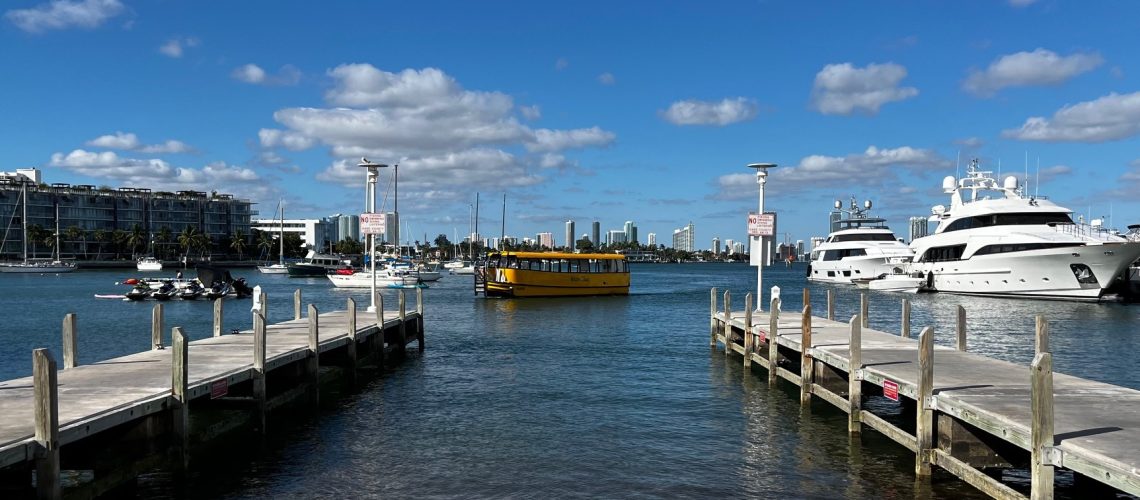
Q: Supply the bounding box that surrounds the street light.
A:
[747,162,777,312]
[358,158,389,313]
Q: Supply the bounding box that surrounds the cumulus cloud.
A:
[598,72,615,85]
[963,49,1102,97]
[519,105,541,120]
[232,63,301,85]
[659,98,758,126]
[5,0,124,33]
[954,137,984,148]
[810,62,918,115]
[715,145,950,199]
[85,132,194,154]
[48,149,260,190]
[258,128,316,151]
[527,127,615,152]
[317,149,543,195]
[1002,91,1140,142]
[158,37,200,58]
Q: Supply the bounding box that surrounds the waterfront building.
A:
[647,232,656,247]
[733,241,745,254]
[591,221,601,248]
[712,237,721,254]
[537,232,554,249]
[796,240,805,259]
[607,229,628,246]
[672,222,694,252]
[253,217,325,251]
[565,220,575,250]
[909,216,929,243]
[624,220,638,244]
[1,168,252,261]
[725,239,735,255]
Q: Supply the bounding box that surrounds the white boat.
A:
[450,264,475,275]
[443,259,470,269]
[326,267,422,288]
[0,183,76,273]
[258,200,289,274]
[907,159,1140,301]
[855,272,925,292]
[137,256,163,271]
[807,198,913,284]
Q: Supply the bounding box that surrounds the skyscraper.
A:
[712,237,721,254]
[647,233,656,247]
[565,220,575,250]
[536,232,554,249]
[591,220,601,247]
[672,222,694,252]
[623,220,638,244]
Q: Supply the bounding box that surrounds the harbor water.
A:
[2,263,1138,497]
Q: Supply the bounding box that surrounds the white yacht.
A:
[908,159,1140,300]
[807,198,914,284]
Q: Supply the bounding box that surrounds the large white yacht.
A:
[908,159,1140,300]
[807,198,914,284]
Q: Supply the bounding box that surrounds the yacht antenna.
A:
[1024,151,1029,197]
[1035,157,1040,199]
[955,150,961,180]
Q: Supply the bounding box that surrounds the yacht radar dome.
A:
[834,200,842,209]
[942,175,956,193]
[1003,175,1019,191]
[864,200,872,210]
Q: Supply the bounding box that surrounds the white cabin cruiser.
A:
[807,198,914,284]
[908,159,1140,300]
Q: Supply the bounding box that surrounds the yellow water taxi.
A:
[476,251,630,298]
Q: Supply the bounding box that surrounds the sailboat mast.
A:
[21,182,27,263]
[501,193,506,248]
[474,193,480,255]
[278,201,285,266]
[55,201,61,261]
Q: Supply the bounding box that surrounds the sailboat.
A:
[0,182,76,273]
[258,200,288,274]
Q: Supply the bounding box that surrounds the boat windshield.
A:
[943,212,1072,233]
[830,233,897,242]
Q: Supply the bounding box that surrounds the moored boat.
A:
[287,249,353,277]
[137,257,163,271]
[807,198,913,284]
[477,251,630,298]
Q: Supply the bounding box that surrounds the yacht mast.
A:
[21,182,27,263]
[278,200,285,266]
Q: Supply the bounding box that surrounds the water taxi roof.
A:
[490,251,626,260]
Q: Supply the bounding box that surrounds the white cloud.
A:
[316,149,543,192]
[660,98,758,126]
[232,63,301,86]
[85,132,194,154]
[810,62,918,115]
[138,140,193,154]
[258,128,316,151]
[598,72,615,85]
[5,0,124,33]
[963,49,1102,97]
[1002,91,1140,142]
[954,137,984,148]
[715,145,949,198]
[1009,0,1038,6]
[49,149,262,191]
[519,105,541,121]
[527,127,615,152]
[158,37,200,58]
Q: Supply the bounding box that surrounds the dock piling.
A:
[417,287,425,352]
[62,313,77,369]
[860,292,869,328]
[212,298,223,337]
[375,292,386,369]
[1031,352,1055,500]
[827,289,834,320]
[346,298,358,384]
[743,293,753,368]
[307,305,320,406]
[848,314,862,435]
[957,305,967,351]
[916,326,935,476]
[252,312,267,434]
[399,291,407,352]
[709,288,718,347]
[171,327,189,472]
[151,303,164,350]
[901,298,910,339]
[800,304,813,406]
[768,297,780,387]
[32,348,60,500]
[1036,314,1049,354]
[294,290,302,320]
[803,288,810,310]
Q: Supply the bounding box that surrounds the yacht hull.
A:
[808,256,908,284]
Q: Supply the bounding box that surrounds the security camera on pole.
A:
[747,162,777,312]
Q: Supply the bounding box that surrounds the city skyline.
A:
[4,1,1140,248]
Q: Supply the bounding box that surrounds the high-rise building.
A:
[591,221,601,247]
[733,241,745,254]
[536,232,554,249]
[909,216,930,243]
[796,240,805,259]
[672,222,694,252]
[623,220,638,244]
[712,237,721,254]
[608,229,628,245]
[725,239,735,254]
[647,233,656,247]
[565,220,575,250]
[382,212,399,247]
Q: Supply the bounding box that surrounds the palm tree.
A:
[26,225,48,259]
[193,232,212,260]
[156,226,173,260]
[111,229,128,259]
[254,229,273,261]
[127,224,147,259]
[177,226,200,261]
[92,229,108,260]
[230,230,247,260]
[65,225,83,259]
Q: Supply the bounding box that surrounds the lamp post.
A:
[747,162,777,312]
[358,159,388,313]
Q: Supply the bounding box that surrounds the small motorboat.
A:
[151,280,177,301]
[179,280,205,300]
[204,280,231,300]
[125,283,152,301]
[232,277,254,299]
[863,273,925,293]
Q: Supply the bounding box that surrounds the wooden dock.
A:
[0,289,424,499]
[711,287,1140,500]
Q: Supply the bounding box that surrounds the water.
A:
[2,263,1137,497]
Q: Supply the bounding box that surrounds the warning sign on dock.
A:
[360,212,386,235]
[883,380,899,401]
[747,212,774,237]
[210,379,229,399]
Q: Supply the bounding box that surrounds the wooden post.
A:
[308,304,320,406]
[212,298,223,337]
[901,298,911,339]
[62,313,77,369]
[151,303,164,350]
[709,288,718,347]
[723,290,732,354]
[768,297,780,387]
[260,290,268,322]
[346,297,358,384]
[860,292,869,328]
[956,305,967,351]
[33,348,60,499]
[743,293,753,368]
[399,290,407,351]
[171,327,189,472]
[1031,352,1055,500]
[376,292,386,369]
[800,304,813,406]
[916,326,935,476]
[294,289,302,320]
[802,288,810,310]
[848,314,862,435]
[416,287,425,352]
[826,289,834,321]
[252,312,267,434]
[1035,314,1049,354]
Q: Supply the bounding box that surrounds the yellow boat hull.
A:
[484,269,630,298]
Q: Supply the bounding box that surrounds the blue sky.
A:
[4,0,1140,249]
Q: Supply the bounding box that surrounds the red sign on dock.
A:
[883,380,899,401]
[210,379,228,399]
[757,329,767,343]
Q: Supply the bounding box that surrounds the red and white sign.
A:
[748,212,775,237]
[210,379,229,399]
[360,212,386,235]
[882,379,899,401]
[757,329,767,343]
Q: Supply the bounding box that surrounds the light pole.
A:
[748,162,777,312]
[359,158,388,313]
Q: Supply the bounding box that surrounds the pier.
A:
[711,287,1140,499]
[0,289,425,498]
